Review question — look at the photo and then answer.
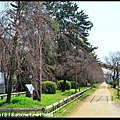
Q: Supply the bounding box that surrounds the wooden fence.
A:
[0,92,26,99]
[44,87,92,115]
[0,87,92,117]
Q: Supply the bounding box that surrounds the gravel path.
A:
[67,82,120,118]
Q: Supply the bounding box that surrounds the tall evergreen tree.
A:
[44,1,97,59]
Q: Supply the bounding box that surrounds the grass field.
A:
[109,84,120,105]
[0,87,88,108]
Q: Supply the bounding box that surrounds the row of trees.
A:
[0,1,104,103]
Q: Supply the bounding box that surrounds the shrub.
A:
[70,81,78,89]
[87,83,91,87]
[112,80,118,88]
[92,84,96,88]
[42,81,57,94]
[58,80,71,90]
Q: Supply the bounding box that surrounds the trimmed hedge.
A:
[58,80,71,90]
[42,81,57,94]
[70,81,78,89]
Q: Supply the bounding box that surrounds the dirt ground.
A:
[67,82,120,118]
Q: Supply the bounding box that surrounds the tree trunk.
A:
[62,79,66,92]
[78,81,80,92]
[39,43,42,101]
[6,74,13,103]
[75,70,77,93]
[36,39,42,101]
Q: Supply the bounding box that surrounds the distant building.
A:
[0,72,5,94]
[0,39,2,69]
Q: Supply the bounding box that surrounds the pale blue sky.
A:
[1,1,120,63]
[75,1,120,62]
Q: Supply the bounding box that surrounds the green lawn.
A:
[108,84,120,105]
[0,87,88,108]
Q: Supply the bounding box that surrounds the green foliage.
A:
[92,84,96,88]
[112,80,118,88]
[58,80,71,90]
[42,81,57,94]
[70,81,78,89]
[78,37,84,44]
[87,83,91,87]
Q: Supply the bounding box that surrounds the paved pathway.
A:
[67,82,120,118]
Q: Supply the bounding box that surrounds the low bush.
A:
[58,80,71,90]
[42,81,57,94]
[70,81,78,89]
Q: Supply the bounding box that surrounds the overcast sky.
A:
[75,1,120,63]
